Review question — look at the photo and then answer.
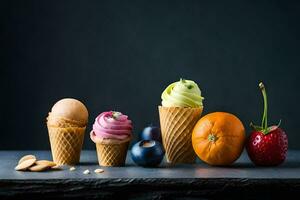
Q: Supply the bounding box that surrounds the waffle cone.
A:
[47,125,85,165]
[158,106,203,164]
[90,132,130,167]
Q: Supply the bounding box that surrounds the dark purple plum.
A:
[131,140,164,167]
[140,126,161,142]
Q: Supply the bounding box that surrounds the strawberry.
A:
[246,83,288,166]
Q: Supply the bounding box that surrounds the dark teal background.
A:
[1,1,299,149]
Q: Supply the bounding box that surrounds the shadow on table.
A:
[79,162,98,166]
[225,161,300,169]
[78,160,300,169]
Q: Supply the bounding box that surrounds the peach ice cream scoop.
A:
[50,98,88,125]
[47,98,88,128]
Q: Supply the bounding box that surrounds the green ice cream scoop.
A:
[161,78,204,108]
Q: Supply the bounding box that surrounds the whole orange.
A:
[192,112,246,166]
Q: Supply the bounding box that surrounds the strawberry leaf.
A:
[250,122,262,131]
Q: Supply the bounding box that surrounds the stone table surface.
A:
[1,150,300,199]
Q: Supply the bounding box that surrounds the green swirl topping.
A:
[161,78,204,107]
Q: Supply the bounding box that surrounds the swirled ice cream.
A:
[161,78,204,107]
[91,111,132,141]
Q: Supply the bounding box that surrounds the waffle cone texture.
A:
[95,140,129,167]
[91,131,130,167]
[47,112,86,165]
[158,106,203,164]
[47,125,85,165]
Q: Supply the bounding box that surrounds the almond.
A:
[94,169,104,173]
[69,166,76,171]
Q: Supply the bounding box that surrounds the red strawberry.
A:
[246,83,288,166]
[247,127,288,165]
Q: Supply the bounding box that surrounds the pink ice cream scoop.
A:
[91,111,132,140]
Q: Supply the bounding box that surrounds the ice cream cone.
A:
[91,132,130,167]
[47,125,86,165]
[158,106,203,164]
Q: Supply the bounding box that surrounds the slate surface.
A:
[0,150,300,199]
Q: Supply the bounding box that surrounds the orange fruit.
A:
[192,112,246,166]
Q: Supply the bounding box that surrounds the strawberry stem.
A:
[259,82,268,133]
